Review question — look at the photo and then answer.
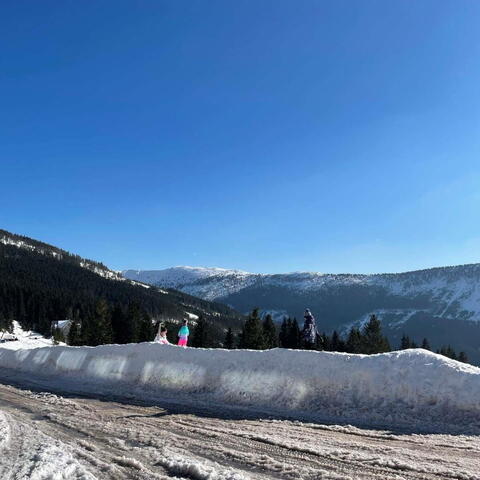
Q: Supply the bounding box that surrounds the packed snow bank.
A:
[0,344,479,427]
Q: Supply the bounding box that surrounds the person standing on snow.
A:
[154,325,170,344]
[177,319,190,347]
[302,309,318,349]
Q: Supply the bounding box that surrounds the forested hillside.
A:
[0,229,243,345]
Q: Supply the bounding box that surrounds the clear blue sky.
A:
[2,0,480,274]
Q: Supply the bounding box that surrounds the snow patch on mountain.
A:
[123,266,253,297]
[341,309,430,335]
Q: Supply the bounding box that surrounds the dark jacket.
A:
[302,313,318,344]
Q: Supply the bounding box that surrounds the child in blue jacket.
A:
[177,320,190,347]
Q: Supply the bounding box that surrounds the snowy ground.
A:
[1,336,479,478]
[0,375,479,480]
[0,321,63,350]
[1,341,479,430]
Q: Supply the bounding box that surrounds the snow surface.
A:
[0,342,479,429]
[0,409,96,479]
[0,321,63,350]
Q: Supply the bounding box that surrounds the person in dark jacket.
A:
[302,309,318,349]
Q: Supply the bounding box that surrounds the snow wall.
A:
[1,344,479,426]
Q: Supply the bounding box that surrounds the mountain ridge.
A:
[123,264,480,363]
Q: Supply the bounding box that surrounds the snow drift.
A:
[0,344,479,427]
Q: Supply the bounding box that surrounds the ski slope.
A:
[0,342,479,430]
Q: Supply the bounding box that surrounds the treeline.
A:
[188,309,470,364]
[212,309,391,354]
[400,334,468,362]
[63,299,155,346]
[59,301,235,348]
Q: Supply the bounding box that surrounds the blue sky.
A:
[1,0,480,274]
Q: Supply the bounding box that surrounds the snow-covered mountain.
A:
[123,264,480,321]
[123,264,480,363]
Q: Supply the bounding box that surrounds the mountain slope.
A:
[123,265,480,363]
[0,230,243,342]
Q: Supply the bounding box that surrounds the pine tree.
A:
[361,314,390,354]
[438,345,457,360]
[125,302,142,343]
[458,351,468,363]
[136,312,154,343]
[421,338,430,350]
[315,331,324,350]
[52,327,65,345]
[17,290,26,325]
[80,309,97,346]
[321,332,331,351]
[93,299,113,346]
[262,314,277,349]
[446,345,457,360]
[111,304,129,344]
[67,321,81,346]
[224,327,235,349]
[240,308,264,349]
[410,341,418,349]
[330,330,345,352]
[191,316,210,348]
[400,334,411,349]
[288,318,300,349]
[346,327,362,353]
[279,317,289,348]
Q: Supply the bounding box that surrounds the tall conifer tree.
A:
[288,318,300,349]
[240,308,264,349]
[361,314,390,354]
[192,316,210,348]
[346,327,362,353]
[421,338,431,350]
[224,327,235,349]
[262,314,277,349]
[279,317,289,348]
[400,334,411,349]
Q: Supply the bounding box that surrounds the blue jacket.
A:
[178,325,189,338]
